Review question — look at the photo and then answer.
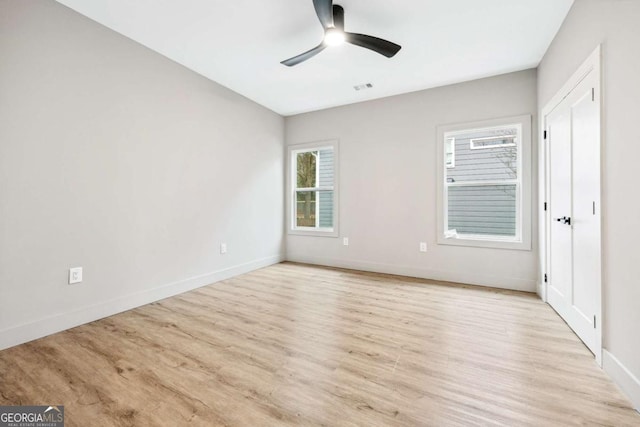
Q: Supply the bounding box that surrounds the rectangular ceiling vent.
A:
[353,83,373,91]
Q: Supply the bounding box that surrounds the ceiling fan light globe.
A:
[324,29,345,46]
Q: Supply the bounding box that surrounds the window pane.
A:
[297,151,317,188]
[446,138,455,168]
[447,184,516,237]
[446,128,518,183]
[318,149,334,188]
[295,190,334,228]
[318,190,333,228]
[296,191,316,227]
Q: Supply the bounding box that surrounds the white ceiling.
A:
[56,0,574,116]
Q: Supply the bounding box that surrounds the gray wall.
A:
[0,0,284,348]
[286,69,538,291]
[538,0,640,407]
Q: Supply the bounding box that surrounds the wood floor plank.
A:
[1,262,638,426]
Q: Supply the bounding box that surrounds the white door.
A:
[546,69,601,356]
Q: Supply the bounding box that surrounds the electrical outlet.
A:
[220,243,227,254]
[69,267,83,284]
[343,237,349,246]
[419,242,427,252]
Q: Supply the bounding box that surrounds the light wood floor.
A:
[1,263,638,426]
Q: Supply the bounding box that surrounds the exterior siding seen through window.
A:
[446,128,518,237]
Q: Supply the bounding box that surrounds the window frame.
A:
[287,140,339,237]
[436,115,532,250]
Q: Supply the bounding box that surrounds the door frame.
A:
[539,45,603,365]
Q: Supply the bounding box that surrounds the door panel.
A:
[571,85,600,328]
[546,70,600,355]
[548,107,572,304]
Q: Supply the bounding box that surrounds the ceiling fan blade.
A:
[333,5,344,31]
[313,0,334,29]
[281,43,327,67]
[345,33,402,58]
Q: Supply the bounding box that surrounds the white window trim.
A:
[287,140,339,237]
[436,115,532,250]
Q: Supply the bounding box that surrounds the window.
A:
[446,137,455,168]
[437,116,531,250]
[288,141,338,236]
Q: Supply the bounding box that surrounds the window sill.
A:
[289,228,338,238]
[437,234,531,251]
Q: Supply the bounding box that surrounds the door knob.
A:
[555,216,571,225]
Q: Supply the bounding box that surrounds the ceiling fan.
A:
[281,0,402,67]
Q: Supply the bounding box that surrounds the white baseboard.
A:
[0,254,284,351]
[603,350,640,411]
[536,281,547,301]
[286,253,536,292]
